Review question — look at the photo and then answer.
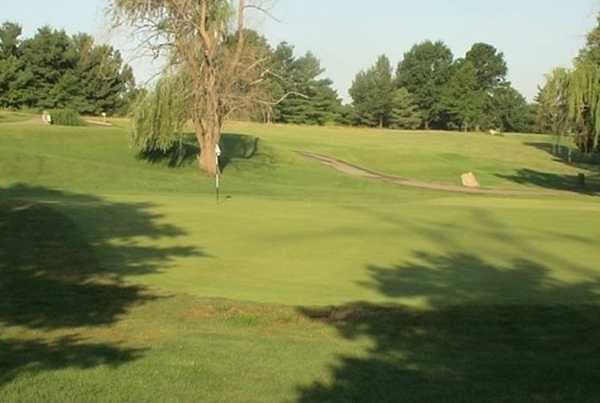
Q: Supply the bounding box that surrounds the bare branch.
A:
[258,91,309,106]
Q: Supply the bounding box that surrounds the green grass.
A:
[1,119,600,401]
[0,110,35,123]
[232,122,600,191]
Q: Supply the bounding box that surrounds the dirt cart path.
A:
[299,151,570,196]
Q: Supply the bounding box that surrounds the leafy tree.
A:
[64,34,136,115]
[536,68,570,139]
[490,85,529,132]
[349,55,394,127]
[113,0,281,176]
[441,60,487,131]
[567,63,600,153]
[0,22,22,58]
[534,12,600,154]
[389,88,421,129]
[19,26,77,109]
[576,13,600,65]
[131,73,189,153]
[465,43,508,90]
[396,40,453,129]
[348,70,376,126]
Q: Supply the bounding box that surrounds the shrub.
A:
[48,109,84,126]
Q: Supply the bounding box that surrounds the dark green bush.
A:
[48,109,84,126]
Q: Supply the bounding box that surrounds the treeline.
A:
[0,22,139,115]
[0,20,531,131]
[254,37,533,132]
[349,42,531,132]
[535,13,600,154]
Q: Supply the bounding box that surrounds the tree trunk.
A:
[195,120,219,177]
[194,57,221,177]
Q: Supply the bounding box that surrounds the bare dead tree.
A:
[111,0,285,176]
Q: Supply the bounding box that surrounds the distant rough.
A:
[461,172,480,188]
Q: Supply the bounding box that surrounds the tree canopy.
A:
[396,40,454,129]
[349,55,394,128]
[536,12,600,154]
[347,40,527,132]
[1,16,540,139]
[270,43,342,125]
[465,43,508,90]
[0,22,137,114]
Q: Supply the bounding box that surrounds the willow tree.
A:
[568,62,600,154]
[537,68,570,154]
[111,0,275,176]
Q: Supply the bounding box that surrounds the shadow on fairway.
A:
[496,168,600,195]
[0,184,204,386]
[494,141,600,194]
[526,141,600,166]
[297,215,600,402]
[137,132,260,172]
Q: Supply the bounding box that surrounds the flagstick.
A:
[215,144,222,204]
[216,157,220,203]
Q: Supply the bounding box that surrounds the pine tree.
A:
[389,88,421,129]
[0,21,138,114]
[272,47,341,125]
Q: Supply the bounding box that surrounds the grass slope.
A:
[1,117,600,401]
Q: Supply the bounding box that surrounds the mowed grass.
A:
[2,115,600,401]
[233,122,600,191]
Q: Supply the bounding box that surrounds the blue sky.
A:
[3,0,599,102]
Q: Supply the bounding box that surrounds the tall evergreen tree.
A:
[0,22,33,108]
[272,46,341,125]
[20,27,77,109]
[389,88,422,129]
[348,70,376,126]
[0,22,138,114]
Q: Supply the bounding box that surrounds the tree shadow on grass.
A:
[0,184,204,386]
[526,142,600,166]
[137,132,260,173]
[0,337,145,388]
[496,141,600,194]
[496,168,600,195]
[297,216,600,402]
